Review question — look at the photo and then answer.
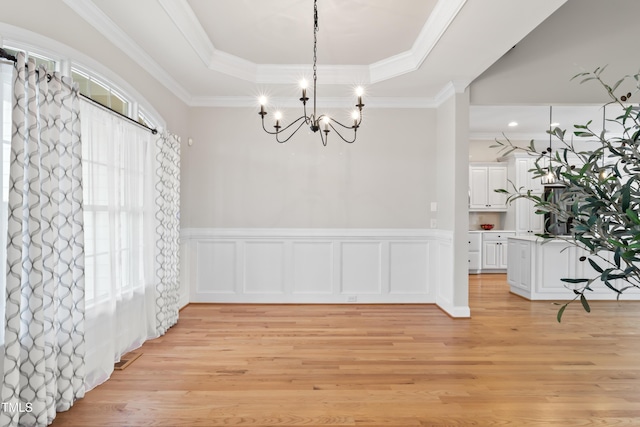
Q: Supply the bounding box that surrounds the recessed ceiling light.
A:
[508,121,518,127]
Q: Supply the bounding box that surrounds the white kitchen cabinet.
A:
[468,232,482,273]
[501,154,546,236]
[469,163,508,211]
[507,236,640,300]
[515,197,544,235]
[481,232,515,270]
[514,157,545,193]
[506,238,531,294]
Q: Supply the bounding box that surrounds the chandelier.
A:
[258,0,364,146]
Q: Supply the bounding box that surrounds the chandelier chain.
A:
[313,0,318,120]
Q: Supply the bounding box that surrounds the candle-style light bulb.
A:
[322,116,330,132]
[274,111,282,131]
[258,96,267,116]
[300,79,308,103]
[355,86,364,108]
[351,110,360,128]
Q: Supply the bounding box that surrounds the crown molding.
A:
[433,80,471,106]
[61,0,469,106]
[157,0,467,85]
[370,0,468,83]
[471,132,545,141]
[62,0,193,105]
[157,0,214,65]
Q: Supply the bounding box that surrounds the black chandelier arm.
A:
[264,118,309,144]
[302,103,313,126]
[319,130,328,147]
[328,123,357,144]
[316,113,361,131]
[275,120,308,144]
[261,115,309,136]
[331,117,362,130]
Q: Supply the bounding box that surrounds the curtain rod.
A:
[79,94,158,135]
[0,47,17,62]
[0,47,158,135]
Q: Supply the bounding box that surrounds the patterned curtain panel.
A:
[154,133,181,335]
[1,53,85,426]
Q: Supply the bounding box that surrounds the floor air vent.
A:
[114,352,142,371]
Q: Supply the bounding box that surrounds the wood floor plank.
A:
[50,274,640,426]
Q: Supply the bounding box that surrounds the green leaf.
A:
[557,304,567,323]
[604,280,622,294]
[621,184,631,212]
[588,258,604,273]
[580,294,591,313]
[625,208,639,224]
[575,131,595,137]
[561,278,590,284]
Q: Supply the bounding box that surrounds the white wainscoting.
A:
[180,228,454,307]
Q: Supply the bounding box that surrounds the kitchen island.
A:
[507,235,640,300]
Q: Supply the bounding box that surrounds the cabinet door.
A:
[515,198,534,234]
[468,252,480,271]
[499,242,509,268]
[529,206,545,234]
[482,242,499,269]
[516,157,544,193]
[469,167,488,209]
[515,196,544,235]
[487,167,508,209]
[508,240,531,292]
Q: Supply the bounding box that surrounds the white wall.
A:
[0,0,189,137]
[471,0,640,105]
[182,107,438,229]
[436,89,470,317]
[469,140,502,162]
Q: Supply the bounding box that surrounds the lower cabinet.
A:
[468,232,481,273]
[507,236,640,300]
[482,232,515,270]
[469,231,515,273]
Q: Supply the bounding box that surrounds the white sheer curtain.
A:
[80,100,159,390]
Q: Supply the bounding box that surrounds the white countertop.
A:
[469,230,516,233]
[508,235,573,243]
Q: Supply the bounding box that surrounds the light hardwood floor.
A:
[51,274,640,426]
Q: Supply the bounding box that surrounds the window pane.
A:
[72,71,91,97]
[110,92,128,116]
[89,79,110,107]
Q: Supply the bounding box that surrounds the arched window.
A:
[2,44,161,131]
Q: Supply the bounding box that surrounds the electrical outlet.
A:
[347,296,357,302]
[430,202,437,212]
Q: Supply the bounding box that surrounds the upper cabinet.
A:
[500,154,545,235]
[514,157,545,194]
[469,163,508,211]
